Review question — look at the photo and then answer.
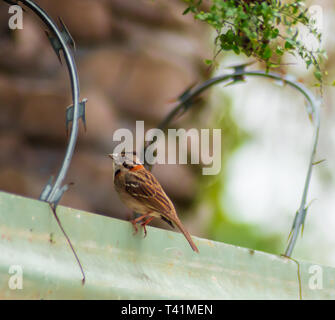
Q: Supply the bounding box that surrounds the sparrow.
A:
[108,151,199,253]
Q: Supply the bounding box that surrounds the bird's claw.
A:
[141,223,148,238]
[130,220,138,235]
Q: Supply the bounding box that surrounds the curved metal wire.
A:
[4,0,86,282]
[17,0,81,205]
[145,66,321,258]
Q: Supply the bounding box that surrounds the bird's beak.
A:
[108,153,115,160]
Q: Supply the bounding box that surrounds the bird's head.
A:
[108,151,143,172]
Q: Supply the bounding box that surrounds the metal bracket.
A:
[39,175,54,201]
[39,176,72,207]
[49,184,70,207]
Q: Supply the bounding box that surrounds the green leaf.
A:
[285,39,295,49]
[183,0,325,79]
[263,46,272,60]
[271,28,279,39]
[314,70,322,81]
[182,7,192,15]
[276,46,284,56]
[232,45,240,55]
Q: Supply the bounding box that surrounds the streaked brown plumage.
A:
[109,151,199,253]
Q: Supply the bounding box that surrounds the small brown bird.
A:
[108,151,199,253]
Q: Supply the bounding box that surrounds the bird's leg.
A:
[130,213,151,235]
[141,216,154,238]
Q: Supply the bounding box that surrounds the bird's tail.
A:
[171,215,199,253]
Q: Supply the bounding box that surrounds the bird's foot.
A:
[130,220,138,235]
[141,223,147,238]
[140,216,154,238]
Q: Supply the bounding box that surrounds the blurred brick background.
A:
[0,0,211,233]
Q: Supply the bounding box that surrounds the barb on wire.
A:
[4,0,87,283]
[144,63,321,258]
[66,98,87,136]
[45,17,75,64]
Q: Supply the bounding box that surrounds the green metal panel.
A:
[0,190,334,299]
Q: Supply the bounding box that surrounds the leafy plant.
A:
[183,0,326,84]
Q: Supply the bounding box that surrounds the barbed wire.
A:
[144,63,321,258]
[3,0,87,283]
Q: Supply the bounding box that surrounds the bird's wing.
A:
[124,170,174,215]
